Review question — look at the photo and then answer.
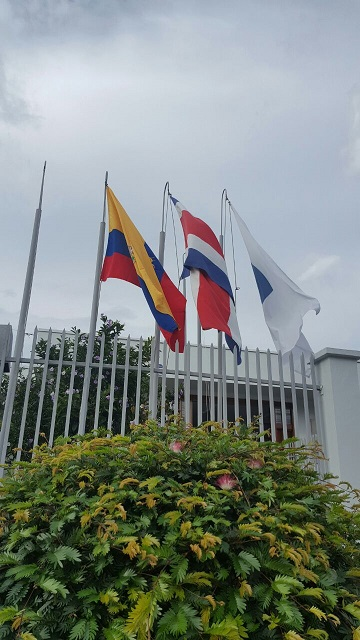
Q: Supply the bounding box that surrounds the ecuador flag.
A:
[101,187,186,352]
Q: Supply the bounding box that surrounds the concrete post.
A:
[315,348,360,488]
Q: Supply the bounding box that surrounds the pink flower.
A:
[247,458,264,469]
[169,441,183,452]
[216,474,237,490]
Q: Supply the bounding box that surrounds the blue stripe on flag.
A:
[105,229,131,258]
[138,277,178,333]
[184,248,233,299]
[225,334,242,365]
[252,265,273,303]
[144,243,165,280]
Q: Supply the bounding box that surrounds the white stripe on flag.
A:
[186,234,229,274]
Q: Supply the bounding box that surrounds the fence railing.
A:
[0,328,322,465]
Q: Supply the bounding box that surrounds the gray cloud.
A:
[345,91,360,175]
[1,0,360,354]
[0,61,34,125]
[0,289,16,298]
[299,256,341,283]
[4,0,155,43]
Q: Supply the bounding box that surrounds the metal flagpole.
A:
[78,171,108,435]
[217,189,228,423]
[150,182,168,418]
[0,162,47,470]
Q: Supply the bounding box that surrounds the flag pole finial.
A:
[102,171,108,222]
[162,181,170,233]
[220,188,228,240]
[37,161,47,212]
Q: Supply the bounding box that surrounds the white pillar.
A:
[315,348,360,488]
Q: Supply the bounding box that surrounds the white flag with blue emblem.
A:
[230,204,320,360]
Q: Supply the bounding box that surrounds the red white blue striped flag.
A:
[171,196,242,364]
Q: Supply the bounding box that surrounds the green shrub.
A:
[0,420,360,639]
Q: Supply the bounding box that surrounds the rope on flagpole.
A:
[168,195,182,284]
[226,194,240,309]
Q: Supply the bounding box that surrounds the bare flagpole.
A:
[150,181,168,418]
[78,172,108,435]
[216,188,228,423]
[0,162,47,469]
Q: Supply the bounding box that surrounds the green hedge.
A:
[0,420,360,639]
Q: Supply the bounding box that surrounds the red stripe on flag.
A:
[100,253,139,287]
[180,210,223,255]
[196,272,230,334]
[159,272,186,352]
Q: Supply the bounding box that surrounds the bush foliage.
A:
[0,421,360,639]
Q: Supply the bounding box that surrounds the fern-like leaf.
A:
[171,557,189,584]
[47,545,81,568]
[38,577,69,598]
[6,564,38,580]
[69,618,98,640]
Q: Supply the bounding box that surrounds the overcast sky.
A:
[1,0,360,355]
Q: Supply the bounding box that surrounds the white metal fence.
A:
[0,328,322,465]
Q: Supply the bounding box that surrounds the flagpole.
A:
[78,171,108,435]
[216,189,228,423]
[0,162,47,470]
[150,181,169,418]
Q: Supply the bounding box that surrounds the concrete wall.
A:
[315,348,360,488]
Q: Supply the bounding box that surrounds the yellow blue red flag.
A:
[101,187,186,352]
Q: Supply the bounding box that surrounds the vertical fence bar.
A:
[93,333,106,433]
[148,337,155,417]
[222,344,227,428]
[301,353,311,441]
[289,351,299,438]
[210,344,215,421]
[0,325,10,386]
[278,351,288,440]
[310,354,322,443]
[197,338,203,426]
[160,341,168,427]
[256,348,264,438]
[16,329,38,460]
[107,334,118,434]
[233,348,239,423]
[310,354,327,475]
[151,338,160,419]
[266,350,276,442]
[184,341,191,425]
[134,337,143,425]
[217,336,223,423]
[63,332,79,438]
[120,336,131,436]
[48,330,66,447]
[32,329,52,450]
[174,341,179,417]
[244,347,251,425]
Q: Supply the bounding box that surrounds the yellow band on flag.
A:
[106,187,174,318]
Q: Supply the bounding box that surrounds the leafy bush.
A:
[0,421,360,639]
